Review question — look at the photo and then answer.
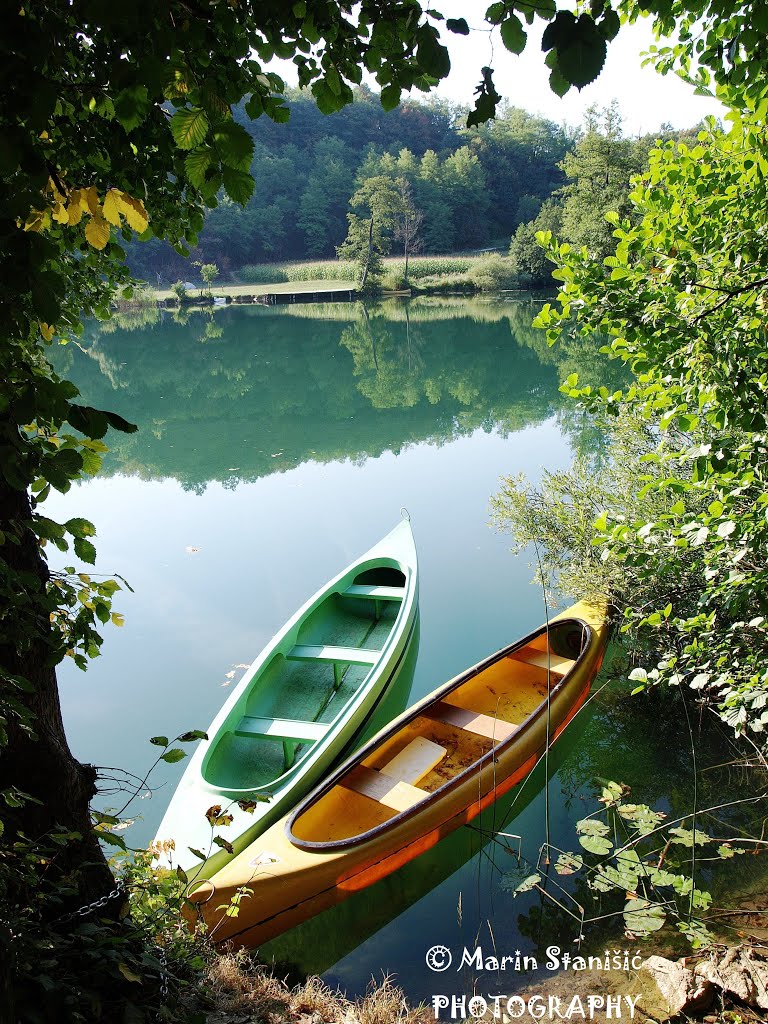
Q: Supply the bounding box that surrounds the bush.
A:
[467,254,517,291]
[380,270,408,291]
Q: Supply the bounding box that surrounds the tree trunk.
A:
[359,215,374,292]
[1,480,115,908]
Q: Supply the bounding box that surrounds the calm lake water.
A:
[46,298,757,1002]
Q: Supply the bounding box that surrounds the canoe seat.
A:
[341,736,446,813]
[508,644,576,676]
[234,715,329,770]
[422,700,518,742]
[342,584,404,600]
[287,644,379,666]
[234,716,329,742]
[288,644,379,688]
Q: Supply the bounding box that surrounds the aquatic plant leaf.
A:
[623,898,665,936]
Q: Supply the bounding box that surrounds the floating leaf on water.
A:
[579,834,613,855]
[623,898,666,936]
[500,867,540,894]
[554,852,584,875]
[514,873,542,895]
[618,803,666,835]
[669,826,714,847]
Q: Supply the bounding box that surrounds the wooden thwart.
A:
[422,700,518,742]
[508,645,576,675]
[342,736,446,812]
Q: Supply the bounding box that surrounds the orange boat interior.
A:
[290,619,588,844]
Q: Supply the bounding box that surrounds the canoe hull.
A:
[155,520,418,877]
[187,599,608,946]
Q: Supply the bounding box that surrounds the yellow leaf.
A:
[111,612,125,627]
[102,189,122,226]
[52,202,69,225]
[67,191,85,226]
[84,212,111,250]
[116,191,149,233]
[48,176,66,201]
[83,186,99,215]
[118,964,142,984]
[40,323,55,341]
[24,210,48,232]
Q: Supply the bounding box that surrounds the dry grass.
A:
[290,975,349,1021]
[203,954,428,1024]
[206,951,292,1019]
[357,976,431,1024]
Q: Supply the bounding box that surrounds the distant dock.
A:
[154,280,358,309]
[245,286,357,305]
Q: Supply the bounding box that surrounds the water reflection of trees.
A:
[49,299,619,488]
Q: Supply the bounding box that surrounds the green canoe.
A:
[154,519,418,878]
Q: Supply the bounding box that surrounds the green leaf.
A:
[222,167,255,205]
[500,15,527,55]
[177,730,208,742]
[446,18,470,34]
[212,121,254,171]
[623,898,665,935]
[380,84,401,112]
[213,835,234,854]
[73,537,97,564]
[579,833,613,855]
[67,404,109,439]
[416,25,451,79]
[150,736,169,747]
[188,847,207,861]
[554,852,583,875]
[104,411,138,434]
[65,517,96,539]
[467,67,501,127]
[544,13,607,88]
[511,872,541,894]
[185,147,214,190]
[161,748,187,764]
[114,86,150,132]
[171,108,211,150]
[599,9,620,40]
[549,65,571,97]
[97,831,127,850]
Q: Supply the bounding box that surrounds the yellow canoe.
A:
[186,598,609,947]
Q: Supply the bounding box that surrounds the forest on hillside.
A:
[128,89,700,286]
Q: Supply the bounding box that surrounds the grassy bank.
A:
[139,254,521,307]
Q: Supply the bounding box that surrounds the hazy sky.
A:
[424,5,725,135]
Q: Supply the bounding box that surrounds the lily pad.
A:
[623,898,666,936]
